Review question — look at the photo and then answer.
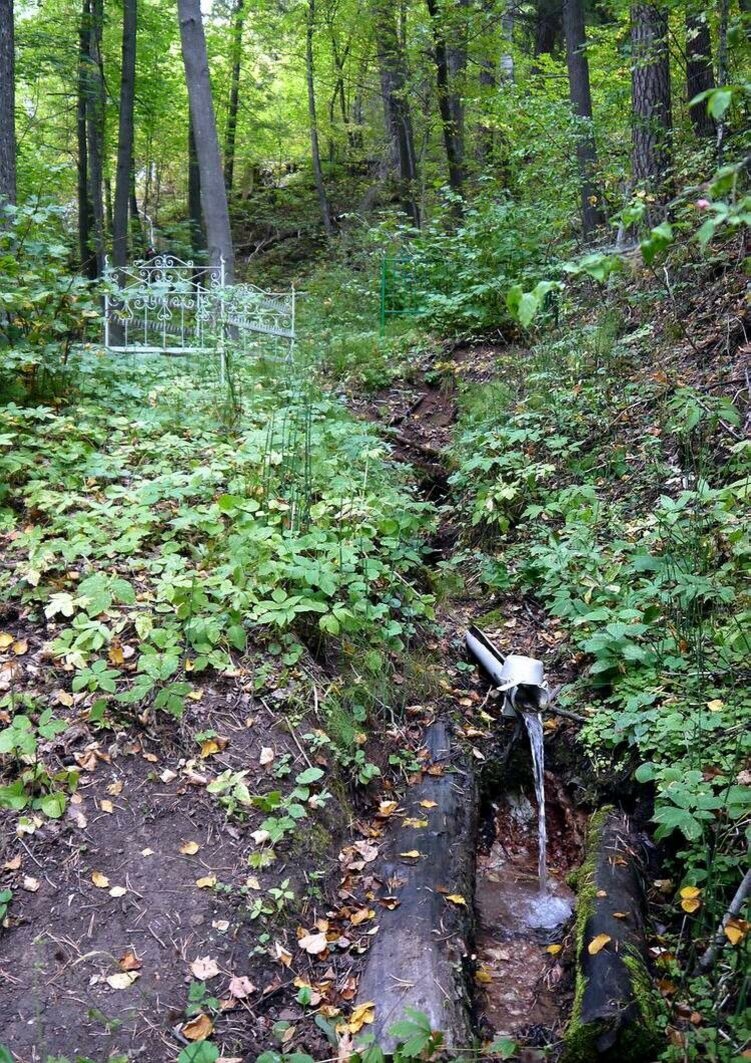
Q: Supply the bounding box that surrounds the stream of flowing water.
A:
[522,711,548,890]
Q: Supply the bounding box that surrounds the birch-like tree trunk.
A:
[113,0,138,267]
[178,0,235,280]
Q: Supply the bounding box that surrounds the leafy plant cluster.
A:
[0,693,77,817]
[0,350,435,730]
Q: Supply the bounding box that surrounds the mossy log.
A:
[356,718,477,1053]
[562,808,660,1063]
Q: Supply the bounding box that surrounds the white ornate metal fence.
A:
[102,255,295,373]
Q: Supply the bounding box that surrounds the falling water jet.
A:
[522,711,548,891]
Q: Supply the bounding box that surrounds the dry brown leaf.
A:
[724,918,749,946]
[119,949,142,971]
[596,889,608,898]
[350,908,375,926]
[22,875,40,892]
[108,644,125,666]
[191,955,220,980]
[183,1013,214,1041]
[259,746,275,766]
[91,871,110,889]
[228,975,256,999]
[107,780,124,796]
[587,933,612,955]
[195,875,217,889]
[109,885,127,898]
[376,800,398,818]
[274,942,293,967]
[4,854,21,871]
[180,840,200,855]
[100,800,114,814]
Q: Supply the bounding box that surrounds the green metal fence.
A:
[379,252,421,335]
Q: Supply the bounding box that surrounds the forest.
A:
[0,0,750,1061]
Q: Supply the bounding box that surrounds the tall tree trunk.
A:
[631,2,672,206]
[500,2,515,82]
[563,0,604,237]
[686,12,715,138]
[716,0,729,162]
[77,0,95,275]
[177,0,235,280]
[372,0,420,227]
[113,0,137,267]
[223,0,244,193]
[129,173,143,251]
[306,0,333,235]
[188,114,204,253]
[534,0,562,57]
[86,0,106,276]
[426,0,464,196]
[0,0,16,213]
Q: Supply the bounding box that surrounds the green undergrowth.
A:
[0,347,435,816]
[446,276,751,1058]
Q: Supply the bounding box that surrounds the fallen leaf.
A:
[107,780,124,796]
[350,908,375,926]
[724,918,749,946]
[91,871,110,889]
[446,894,467,907]
[12,639,28,656]
[404,818,428,829]
[213,919,230,932]
[596,890,608,898]
[587,934,612,955]
[56,690,74,707]
[299,931,328,955]
[119,949,142,971]
[191,956,220,980]
[108,644,125,666]
[106,971,140,989]
[613,912,630,919]
[0,632,13,650]
[228,975,256,999]
[546,943,563,955]
[705,699,724,712]
[109,885,127,898]
[680,885,702,913]
[475,966,493,983]
[348,1001,375,1034]
[399,850,421,859]
[180,840,200,855]
[419,799,437,809]
[4,854,21,870]
[200,737,228,758]
[141,847,154,856]
[22,875,40,892]
[376,800,398,818]
[259,746,275,766]
[142,752,158,763]
[101,800,114,814]
[274,942,293,967]
[195,875,217,889]
[380,896,400,910]
[183,1013,214,1041]
[160,768,177,783]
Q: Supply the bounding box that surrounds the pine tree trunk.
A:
[86,0,106,276]
[372,0,420,227]
[686,13,715,138]
[631,2,672,206]
[77,0,95,276]
[563,0,604,237]
[223,0,244,193]
[306,0,333,235]
[0,0,16,214]
[113,0,137,267]
[177,0,235,280]
[426,0,465,197]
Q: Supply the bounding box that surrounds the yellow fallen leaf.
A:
[0,633,13,650]
[705,699,724,712]
[298,931,328,955]
[377,800,398,818]
[107,971,140,989]
[12,639,28,655]
[108,644,125,666]
[399,850,421,859]
[350,908,375,926]
[119,949,142,971]
[613,912,630,919]
[56,690,74,707]
[724,918,749,946]
[587,933,612,955]
[200,739,221,758]
[183,1013,214,1041]
[348,1001,375,1033]
[196,875,217,889]
[419,799,437,809]
[446,894,467,907]
[107,780,124,796]
[101,800,114,814]
[475,966,493,984]
[546,943,563,955]
[680,885,701,899]
[109,885,127,898]
[680,885,702,913]
[91,871,110,889]
[180,840,200,855]
[404,818,428,829]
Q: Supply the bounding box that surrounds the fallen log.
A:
[356,718,477,1053]
[562,808,660,1063]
